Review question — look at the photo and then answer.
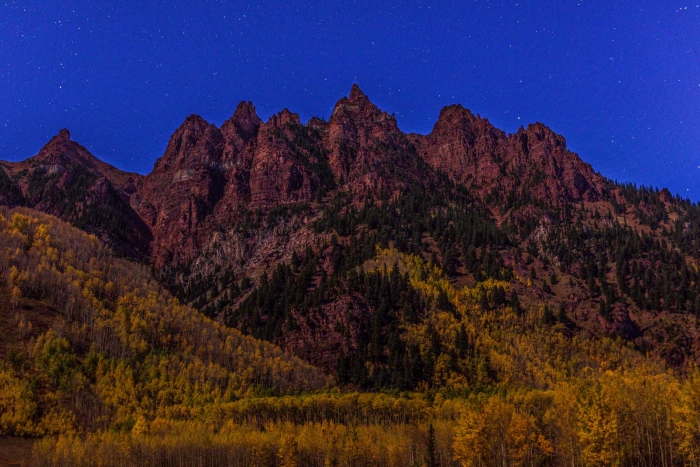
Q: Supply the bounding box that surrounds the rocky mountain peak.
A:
[33,128,103,170]
[41,128,75,154]
[219,103,261,163]
[153,115,223,172]
[411,104,604,204]
[222,101,262,142]
[326,84,405,182]
[331,84,386,120]
[56,128,71,141]
[430,104,505,142]
[268,108,301,128]
[349,83,368,102]
[523,122,567,151]
[411,104,505,189]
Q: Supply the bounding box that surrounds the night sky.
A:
[1,1,699,199]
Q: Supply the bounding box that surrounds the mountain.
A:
[7,86,700,467]
[4,85,700,385]
[0,129,151,257]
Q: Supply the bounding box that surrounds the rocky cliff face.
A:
[135,115,227,265]
[324,84,428,194]
[137,105,326,265]
[246,109,316,210]
[410,105,604,205]
[410,105,506,188]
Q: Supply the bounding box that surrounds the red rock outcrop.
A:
[137,103,322,265]
[211,102,262,217]
[221,101,262,161]
[247,109,316,210]
[501,123,604,202]
[411,105,604,205]
[409,105,505,187]
[2,84,607,265]
[135,115,226,265]
[324,84,427,194]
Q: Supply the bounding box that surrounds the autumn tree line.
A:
[28,370,700,466]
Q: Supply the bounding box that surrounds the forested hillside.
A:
[0,208,328,436]
[3,208,700,466]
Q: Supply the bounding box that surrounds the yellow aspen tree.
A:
[132,415,149,436]
[546,383,582,467]
[675,371,700,465]
[577,388,619,467]
[453,406,488,467]
[11,285,21,309]
[278,433,299,467]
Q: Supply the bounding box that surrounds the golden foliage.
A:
[0,208,330,438]
[5,211,700,466]
[366,248,650,390]
[0,365,37,436]
[453,396,551,467]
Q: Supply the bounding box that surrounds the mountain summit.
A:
[0,129,150,256]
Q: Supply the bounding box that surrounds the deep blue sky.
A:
[1,1,699,199]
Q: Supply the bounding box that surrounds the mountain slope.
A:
[7,206,699,467]
[4,85,700,382]
[1,129,151,257]
[0,206,329,436]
